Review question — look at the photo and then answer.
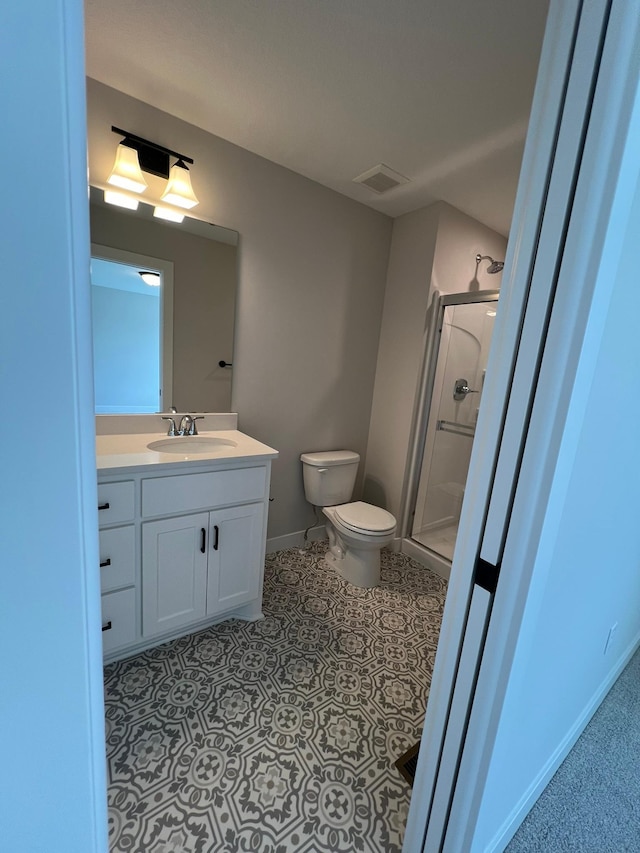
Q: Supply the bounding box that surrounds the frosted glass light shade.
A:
[107,144,148,193]
[139,271,161,286]
[104,189,139,210]
[161,162,199,209]
[153,205,185,223]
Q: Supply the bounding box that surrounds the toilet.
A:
[300,450,396,588]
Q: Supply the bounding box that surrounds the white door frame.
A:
[3,0,108,850]
[405,0,640,849]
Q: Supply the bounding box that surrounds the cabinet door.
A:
[207,503,264,615]
[142,512,209,637]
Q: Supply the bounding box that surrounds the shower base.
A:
[412,522,458,562]
[402,536,452,581]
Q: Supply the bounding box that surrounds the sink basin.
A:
[147,436,238,454]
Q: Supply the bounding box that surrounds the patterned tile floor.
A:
[104,542,448,853]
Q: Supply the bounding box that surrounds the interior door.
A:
[403,0,628,848]
[442,2,640,849]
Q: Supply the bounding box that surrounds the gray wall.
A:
[87,79,393,540]
[364,201,507,525]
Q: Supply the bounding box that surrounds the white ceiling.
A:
[84,0,549,236]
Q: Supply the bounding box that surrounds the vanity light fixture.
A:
[107,143,148,193]
[138,271,161,287]
[105,127,199,214]
[160,159,199,210]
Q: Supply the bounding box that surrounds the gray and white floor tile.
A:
[104,542,448,852]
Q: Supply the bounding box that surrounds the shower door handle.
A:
[453,378,479,401]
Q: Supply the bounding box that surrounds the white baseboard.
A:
[388,536,402,553]
[485,630,640,853]
[266,525,326,554]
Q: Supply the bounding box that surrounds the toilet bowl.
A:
[322,501,396,588]
[300,450,396,588]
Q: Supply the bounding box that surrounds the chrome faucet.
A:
[161,413,204,436]
[178,415,204,436]
[178,415,193,436]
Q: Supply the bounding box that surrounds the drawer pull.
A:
[213,524,220,551]
[200,527,206,554]
[102,621,112,632]
[98,502,110,511]
[100,558,111,568]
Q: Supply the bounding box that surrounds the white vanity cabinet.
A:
[97,448,275,664]
[141,502,264,637]
[97,481,137,655]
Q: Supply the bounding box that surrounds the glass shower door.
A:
[411,296,498,562]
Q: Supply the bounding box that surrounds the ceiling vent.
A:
[353,163,410,194]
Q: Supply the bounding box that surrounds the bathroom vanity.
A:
[96,415,278,663]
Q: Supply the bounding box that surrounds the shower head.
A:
[476,253,504,274]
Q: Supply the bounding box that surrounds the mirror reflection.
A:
[91,251,167,413]
[89,186,238,413]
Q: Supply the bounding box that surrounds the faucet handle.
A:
[169,406,178,414]
[189,416,204,436]
[161,416,177,436]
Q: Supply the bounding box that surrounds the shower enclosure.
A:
[405,289,499,576]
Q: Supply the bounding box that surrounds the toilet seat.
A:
[334,501,396,535]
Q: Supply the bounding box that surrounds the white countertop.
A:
[96,430,278,474]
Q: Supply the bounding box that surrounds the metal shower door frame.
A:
[402,289,500,556]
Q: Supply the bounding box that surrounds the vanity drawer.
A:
[99,526,135,592]
[97,481,135,526]
[101,588,136,654]
[142,466,267,517]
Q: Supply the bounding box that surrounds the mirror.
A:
[91,245,174,413]
[89,186,238,413]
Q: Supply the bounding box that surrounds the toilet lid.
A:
[334,501,396,534]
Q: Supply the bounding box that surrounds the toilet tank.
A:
[300,450,360,506]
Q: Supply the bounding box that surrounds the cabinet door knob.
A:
[100,558,111,568]
[200,528,206,554]
[213,525,220,551]
[98,502,110,511]
[101,621,112,632]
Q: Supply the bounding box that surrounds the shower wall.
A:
[364,201,507,523]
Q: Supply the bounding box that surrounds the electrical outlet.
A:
[604,622,618,656]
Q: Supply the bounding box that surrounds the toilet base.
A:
[321,506,395,589]
[324,546,381,589]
